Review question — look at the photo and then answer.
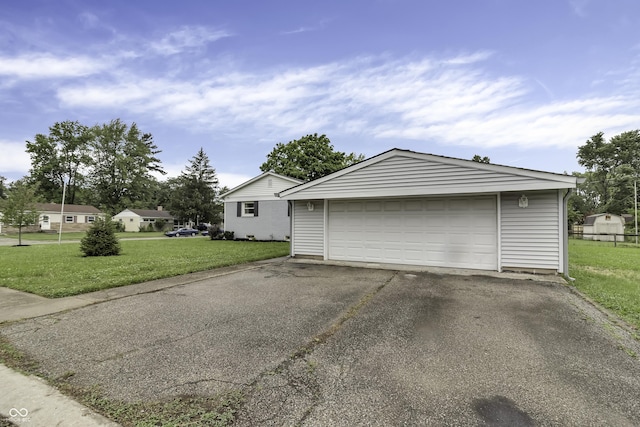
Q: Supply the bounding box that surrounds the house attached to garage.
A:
[279,149,579,275]
[221,172,302,240]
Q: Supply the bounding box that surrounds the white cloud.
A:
[0,53,108,79]
[0,140,30,175]
[149,26,231,55]
[217,172,254,190]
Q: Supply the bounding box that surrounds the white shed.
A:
[582,213,625,242]
[279,149,579,275]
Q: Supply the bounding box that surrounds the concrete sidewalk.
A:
[1,259,284,427]
[1,364,118,426]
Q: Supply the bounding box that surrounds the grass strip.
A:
[0,240,289,298]
[569,239,640,330]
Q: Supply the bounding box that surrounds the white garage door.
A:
[328,196,497,270]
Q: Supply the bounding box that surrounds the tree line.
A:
[2,121,638,233]
[0,123,362,231]
[570,130,640,227]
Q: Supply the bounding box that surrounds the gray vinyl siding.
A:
[293,200,324,257]
[285,155,569,199]
[501,191,560,271]
[224,200,291,240]
[224,175,300,201]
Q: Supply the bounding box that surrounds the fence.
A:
[570,231,640,246]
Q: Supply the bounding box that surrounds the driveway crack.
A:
[233,271,398,426]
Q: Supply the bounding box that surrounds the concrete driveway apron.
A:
[1,260,639,426]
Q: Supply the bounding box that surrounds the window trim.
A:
[242,202,255,217]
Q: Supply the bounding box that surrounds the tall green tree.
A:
[260,133,364,181]
[25,121,93,204]
[88,119,165,215]
[577,130,640,215]
[0,180,40,245]
[168,148,221,225]
[0,176,6,200]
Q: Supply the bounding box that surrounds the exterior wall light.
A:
[307,202,315,211]
[519,194,528,208]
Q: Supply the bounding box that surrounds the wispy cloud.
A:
[54,50,640,151]
[280,18,332,35]
[149,26,231,55]
[569,0,591,17]
[0,53,109,79]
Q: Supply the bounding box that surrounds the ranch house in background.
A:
[221,172,302,240]
[113,208,175,232]
[10,203,106,233]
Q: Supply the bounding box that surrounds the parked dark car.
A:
[164,228,200,237]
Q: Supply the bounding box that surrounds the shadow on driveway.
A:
[1,260,639,426]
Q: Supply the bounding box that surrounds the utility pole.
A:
[58,181,67,245]
[635,179,638,245]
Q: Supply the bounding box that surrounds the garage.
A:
[328,196,497,269]
[280,149,579,275]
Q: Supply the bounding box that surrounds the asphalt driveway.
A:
[1,260,639,426]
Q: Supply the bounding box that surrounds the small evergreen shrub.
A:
[80,217,121,257]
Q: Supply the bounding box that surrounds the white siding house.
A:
[36,203,104,232]
[221,172,302,240]
[113,208,174,232]
[279,149,579,275]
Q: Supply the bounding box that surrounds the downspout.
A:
[562,188,575,281]
[288,200,294,257]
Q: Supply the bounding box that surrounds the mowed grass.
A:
[0,239,290,298]
[5,231,166,241]
[569,239,640,330]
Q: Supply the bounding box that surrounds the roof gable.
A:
[221,172,302,201]
[280,149,578,200]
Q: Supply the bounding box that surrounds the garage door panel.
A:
[329,196,497,270]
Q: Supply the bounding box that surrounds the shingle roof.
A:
[36,203,102,214]
[128,209,174,219]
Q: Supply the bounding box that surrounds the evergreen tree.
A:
[168,148,221,225]
[80,217,121,257]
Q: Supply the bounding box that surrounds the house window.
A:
[243,202,255,216]
[65,216,75,223]
[87,216,95,223]
[238,201,259,217]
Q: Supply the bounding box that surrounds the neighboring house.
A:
[35,203,104,232]
[279,149,579,275]
[221,172,302,240]
[113,208,174,232]
[582,213,625,242]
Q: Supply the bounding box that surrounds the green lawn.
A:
[4,231,166,241]
[0,239,290,298]
[569,239,640,330]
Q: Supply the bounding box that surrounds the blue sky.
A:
[2,0,640,188]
